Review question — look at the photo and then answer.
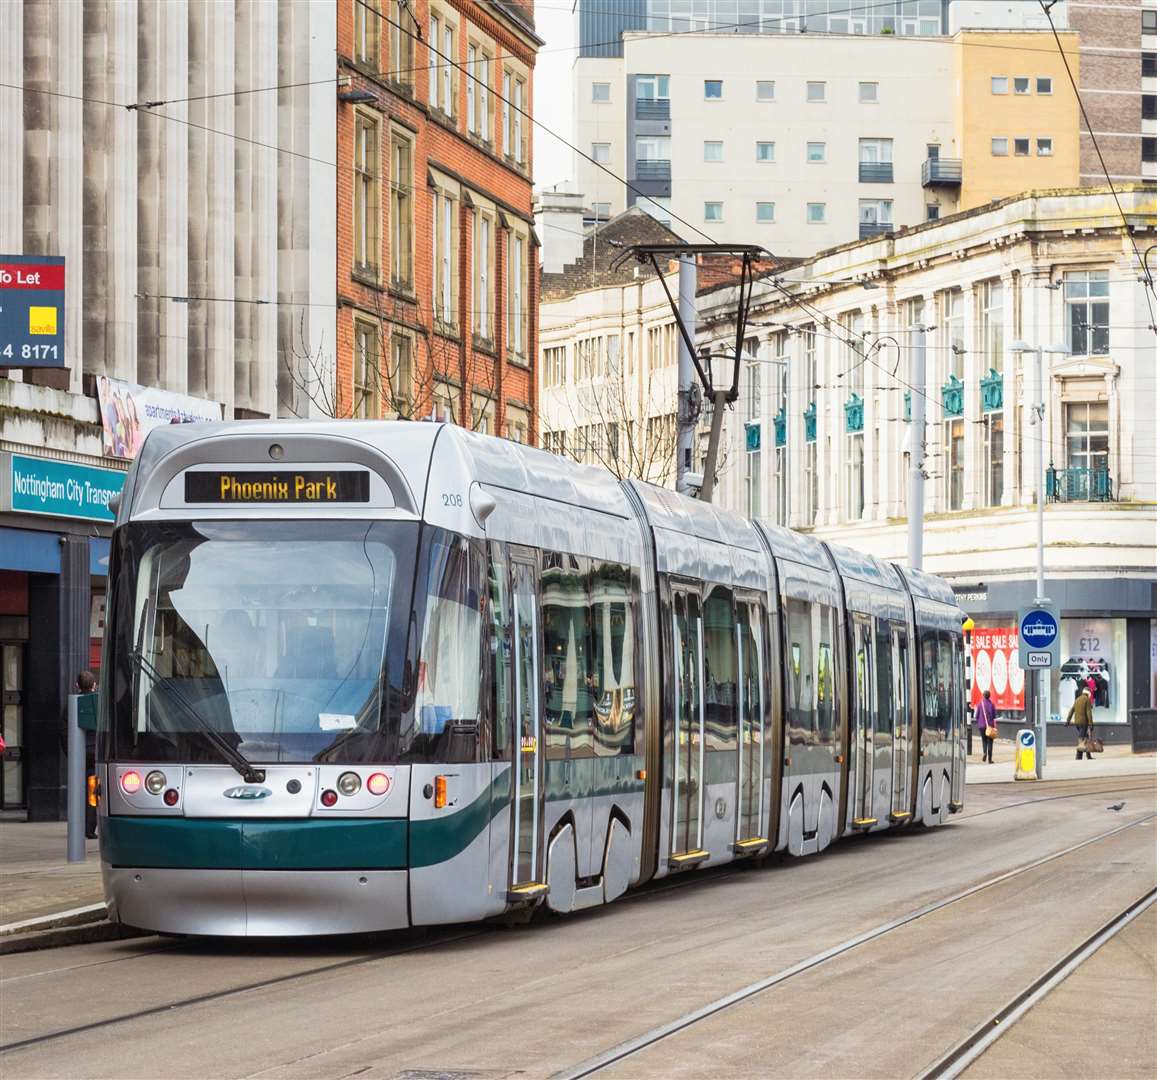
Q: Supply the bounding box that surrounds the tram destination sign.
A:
[1018,604,1060,669]
[184,469,370,504]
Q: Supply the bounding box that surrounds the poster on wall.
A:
[971,627,1025,712]
[96,376,223,461]
[1059,617,1126,724]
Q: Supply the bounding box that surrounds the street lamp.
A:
[1011,339,1069,775]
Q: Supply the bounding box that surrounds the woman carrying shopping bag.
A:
[1066,686,1097,760]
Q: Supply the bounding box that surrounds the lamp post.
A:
[1011,339,1069,773]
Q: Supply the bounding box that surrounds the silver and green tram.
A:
[98,421,966,936]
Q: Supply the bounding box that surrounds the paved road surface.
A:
[1,777,1153,1080]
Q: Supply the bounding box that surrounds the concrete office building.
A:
[0,0,335,818]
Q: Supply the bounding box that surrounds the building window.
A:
[704,201,723,221]
[1037,137,1053,156]
[756,141,775,162]
[474,211,493,342]
[505,405,529,444]
[507,232,526,358]
[1143,94,1157,120]
[1036,76,1053,94]
[704,140,723,162]
[846,432,864,520]
[1064,270,1110,356]
[502,69,511,154]
[636,74,669,102]
[745,443,761,518]
[442,22,454,116]
[806,81,826,103]
[637,196,671,225]
[704,79,723,99]
[1144,9,1157,33]
[1144,137,1157,163]
[1014,137,1030,156]
[807,202,826,223]
[428,15,439,107]
[1144,53,1157,78]
[980,279,1004,372]
[431,188,456,327]
[983,413,1003,507]
[390,332,412,416]
[804,442,817,526]
[354,0,380,67]
[991,137,1009,156]
[353,320,380,419]
[756,201,775,223]
[859,198,892,226]
[471,392,496,434]
[592,81,610,103]
[388,2,414,89]
[390,131,413,288]
[944,418,964,511]
[926,205,940,221]
[1064,401,1109,474]
[592,142,611,163]
[1013,76,1030,95]
[991,76,1008,94]
[807,141,826,162]
[756,80,775,101]
[859,81,878,103]
[513,76,526,164]
[432,381,459,424]
[467,44,477,132]
[942,288,964,379]
[591,201,612,221]
[543,345,566,388]
[859,137,893,181]
[353,112,380,276]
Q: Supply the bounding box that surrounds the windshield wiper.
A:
[131,650,265,784]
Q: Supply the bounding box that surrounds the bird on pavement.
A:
[1107,802,1126,812]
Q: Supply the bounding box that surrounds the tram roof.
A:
[628,479,764,552]
[824,540,905,593]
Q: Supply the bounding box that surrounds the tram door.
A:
[736,598,766,843]
[891,628,911,818]
[510,559,544,889]
[950,636,966,808]
[852,615,876,825]
[671,589,705,857]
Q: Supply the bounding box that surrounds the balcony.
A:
[1047,464,1114,502]
[858,162,893,183]
[859,221,893,240]
[635,98,671,121]
[922,157,962,187]
[635,159,671,180]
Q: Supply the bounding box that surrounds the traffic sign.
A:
[1018,603,1060,669]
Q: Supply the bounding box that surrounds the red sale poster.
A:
[970,627,1025,712]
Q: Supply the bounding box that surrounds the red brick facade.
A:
[335,0,540,442]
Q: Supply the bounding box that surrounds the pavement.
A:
[0,775,1152,1079]
[965,736,1157,784]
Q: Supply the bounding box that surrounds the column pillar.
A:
[1,1,23,253]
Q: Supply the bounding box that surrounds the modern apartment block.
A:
[573,25,1080,252]
[0,0,336,816]
[336,0,541,440]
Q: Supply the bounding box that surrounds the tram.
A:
[97,421,966,936]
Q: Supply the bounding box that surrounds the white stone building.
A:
[697,185,1157,730]
[0,0,335,817]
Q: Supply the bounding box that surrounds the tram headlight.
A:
[144,770,167,795]
[337,771,361,797]
[120,770,142,794]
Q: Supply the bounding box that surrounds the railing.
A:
[922,157,963,186]
[1046,464,1113,502]
[859,221,893,240]
[635,98,671,121]
[858,161,893,183]
[635,159,671,180]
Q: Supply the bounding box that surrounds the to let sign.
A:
[0,255,66,368]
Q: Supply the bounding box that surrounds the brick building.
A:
[333,0,542,441]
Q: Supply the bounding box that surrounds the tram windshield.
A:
[106,520,416,765]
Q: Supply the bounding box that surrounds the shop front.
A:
[0,452,123,818]
[954,577,1155,748]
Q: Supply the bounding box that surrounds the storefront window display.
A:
[1057,618,1128,725]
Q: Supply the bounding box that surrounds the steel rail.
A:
[552,811,1157,1079]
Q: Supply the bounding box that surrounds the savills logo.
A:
[223,786,272,801]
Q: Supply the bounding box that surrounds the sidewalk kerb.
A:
[0,902,108,938]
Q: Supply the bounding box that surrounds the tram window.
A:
[875,619,894,734]
[702,586,738,750]
[541,552,591,754]
[785,598,815,745]
[816,604,837,745]
[922,633,952,734]
[488,543,512,760]
[737,599,764,749]
[414,534,486,756]
[589,560,636,756]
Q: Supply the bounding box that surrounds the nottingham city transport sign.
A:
[1018,604,1060,670]
[3,454,125,523]
[0,255,66,368]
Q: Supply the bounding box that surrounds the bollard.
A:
[66,694,86,862]
[1014,728,1037,781]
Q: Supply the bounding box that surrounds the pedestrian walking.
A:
[975,690,997,763]
[1066,686,1095,761]
[76,670,97,838]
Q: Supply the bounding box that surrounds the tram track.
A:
[552,811,1157,1079]
[1,787,1151,1063]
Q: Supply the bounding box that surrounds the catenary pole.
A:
[907,325,926,571]
[676,256,697,496]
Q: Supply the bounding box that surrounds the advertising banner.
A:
[7,454,125,523]
[970,626,1025,712]
[96,376,222,460]
[0,255,66,368]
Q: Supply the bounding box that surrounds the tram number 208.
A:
[441,492,464,508]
